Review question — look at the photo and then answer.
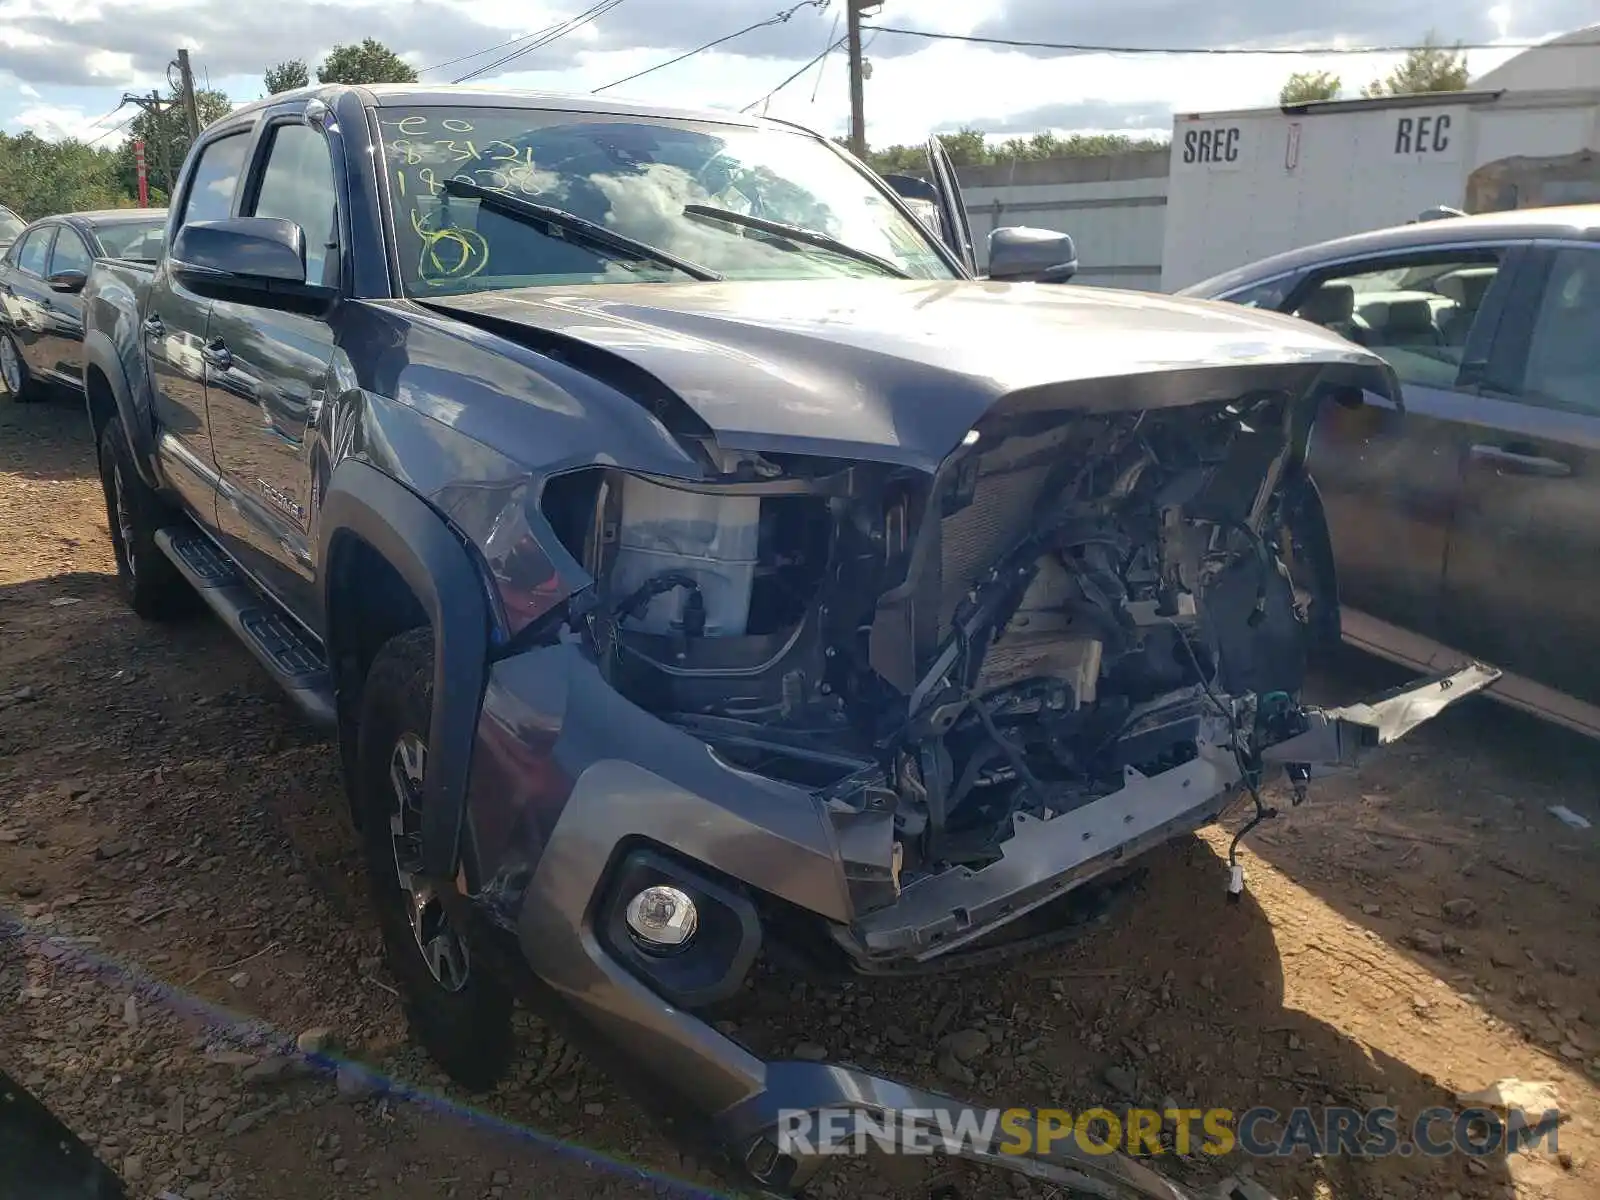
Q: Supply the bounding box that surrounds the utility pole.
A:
[176,48,201,138]
[846,0,881,159]
[122,90,177,197]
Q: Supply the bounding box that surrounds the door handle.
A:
[1469,443,1572,478]
[142,314,165,339]
[201,340,233,371]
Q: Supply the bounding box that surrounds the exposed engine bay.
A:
[540,388,1327,915]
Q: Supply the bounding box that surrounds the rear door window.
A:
[1511,248,1600,415]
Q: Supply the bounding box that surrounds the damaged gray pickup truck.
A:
[80,84,1496,1199]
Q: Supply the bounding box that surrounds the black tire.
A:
[1,331,39,402]
[356,627,514,1092]
[98,416,193,620]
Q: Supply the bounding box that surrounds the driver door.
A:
[921,136,976,275]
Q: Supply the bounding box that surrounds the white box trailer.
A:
[1159,87,1600,291]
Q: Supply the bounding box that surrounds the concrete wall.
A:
[955,149,1171,291]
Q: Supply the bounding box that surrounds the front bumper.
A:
[461,644,1496,1197]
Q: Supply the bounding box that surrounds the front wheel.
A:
[355,628,514,1092]
[1,331,39,402]
[98,417,193,619]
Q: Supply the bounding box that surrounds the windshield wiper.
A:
[441,178,723,282]
[681,204,910,280]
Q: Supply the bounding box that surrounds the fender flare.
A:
[83,330,161,490]
[318,459,490,880]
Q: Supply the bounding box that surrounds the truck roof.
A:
[228,82,782,134]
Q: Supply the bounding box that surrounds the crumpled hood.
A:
[424,279,1393,470]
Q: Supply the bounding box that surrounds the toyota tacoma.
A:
[80,84,1494,1199]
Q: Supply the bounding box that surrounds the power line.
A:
[809,8,842,102]
[453,2,623,83]
[591,0,828,94]
[87,111,137,147]
[81,102,130,132]
[742,34,849,114]
[420,16,575,77]
[860,25,1592,57]
[452,0,628,84]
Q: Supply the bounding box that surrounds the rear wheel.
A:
[1,332,38,402]
[356,628,514,1091]
[98,417,193,619]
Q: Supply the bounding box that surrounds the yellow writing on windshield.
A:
[409,205,488,287]
[382,114,550,207]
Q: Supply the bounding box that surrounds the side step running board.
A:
[155,527,337,729]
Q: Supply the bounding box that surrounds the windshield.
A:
[95,218,167,261]
[0,207,24,242]
[377,106,957,296]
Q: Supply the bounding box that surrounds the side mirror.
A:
[47,270,87,294]
[881,173,940,204]
[171,217,332,311]
[986,226,1078,284]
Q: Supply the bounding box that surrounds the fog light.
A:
[625,885,698,950]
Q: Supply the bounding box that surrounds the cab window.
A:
[250,122,339,286]
[180,133,251,228]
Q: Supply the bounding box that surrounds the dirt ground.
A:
[3,386,1599,1200]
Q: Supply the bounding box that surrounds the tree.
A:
[1362,33,1470,97]
[116,87,234,203]
[264,59,310,95]
[316,39,418,85]
[0,132,128,218]
[1280,71,1341,104]
[858,128,1169,176]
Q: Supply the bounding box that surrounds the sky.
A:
[0,0,1593,149]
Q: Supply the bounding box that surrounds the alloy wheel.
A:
[388,732,471,992]
[112,465,137,581]
[0,337,20,395]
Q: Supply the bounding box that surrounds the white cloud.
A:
[7,102,114,140]
[0,0,1586,148]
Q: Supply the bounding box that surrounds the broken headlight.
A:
[608,472,762,638]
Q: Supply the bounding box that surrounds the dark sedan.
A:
[1182,205,1600,740]
[1,208,168,402]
